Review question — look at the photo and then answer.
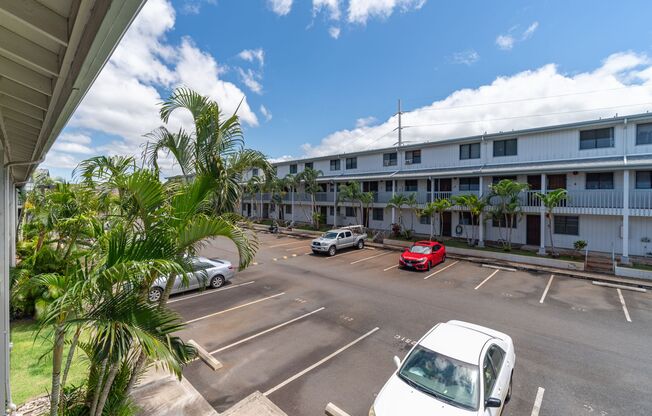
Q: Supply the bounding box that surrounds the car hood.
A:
[374,375,475,416]
[401,251,428,261]
[312,237,333,244]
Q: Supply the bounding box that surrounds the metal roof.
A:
[275,112,652,167]
[0,0,147,183]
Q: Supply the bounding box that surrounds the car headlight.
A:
[369,405,376,416]
[417,258,427,263]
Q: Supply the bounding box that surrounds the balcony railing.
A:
[630,190,652,210]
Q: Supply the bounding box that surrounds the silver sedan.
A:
[148,256,235,302]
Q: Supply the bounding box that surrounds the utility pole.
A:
[397,99,403,147]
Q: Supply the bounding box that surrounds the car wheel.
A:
[148,287,163,303]
[328,246,337,256]
[505,373,513,403]
[357,240,364,249]
[426,261,431,271]
[312,250,319,255]
[210,275,225,289]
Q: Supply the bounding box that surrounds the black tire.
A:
[210,275,225,289]
[356,240,364,249]
[441,253,446,264]
[312,250,319,255]
[148,287,163,303]
[328,245,337,256]
[427,261,432,271]
[505,373,513,403]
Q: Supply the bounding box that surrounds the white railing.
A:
[630,190,652,210]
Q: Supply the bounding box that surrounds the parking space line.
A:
[185,292,285,324]
[617,288,632,322]
[269,240,308,248]
[423,260,459,280]
[168,281,256,304]
[383,264,398,271]
[474,269,499,290]
[539,275,554,304]
[325,250,367,259]
[350,252,392,265]
[209,307,326,354]
[531,387,545,416]
[263,326,380,396]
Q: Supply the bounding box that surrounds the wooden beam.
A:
[0,95,44,121]
[3,109,42,130]
[0,78,49,111]
[0,56,52,96]
[4,119,40,136]
[0,26,60,77]
[0,0,68,47]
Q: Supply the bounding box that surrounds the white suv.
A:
[370,321,515,416]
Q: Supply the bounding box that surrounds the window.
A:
[487,345,505,372]
[637,123,652,145]
[459,143,481,160]
[285,205,292,214]
[636,171,652,189]
[385,181,393,192]
[483,354,497,398]
[383,152,397,166]
[493,138,517,157]
[289,164,297,174]
[492,175,517,184]
[345,231,352,237]
[492,216,517,228]
[372,208,384,221]
[345,207,355,217]
[338,232,345,239]
[419,215,431,225]
[458,212,478,225]
[554,215,579,235]
[329,206,334,216]
[585,172,614,189]
[191,261,213,272]
[580,127,614,149]
[405,180,418,192]
[405,149,421,164]
[252,168,259,176]
[346,157,357,170]
[330,159,340,171]
[305,162,313,170]
[459,177,480,191]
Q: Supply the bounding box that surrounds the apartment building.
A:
[243,113,652,263]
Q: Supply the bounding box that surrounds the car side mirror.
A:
[393,356,401,369]
[485,397,502,408]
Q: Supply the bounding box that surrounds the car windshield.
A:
[409,245,432,254]
[398,345,479,411]
[323,232,338,239]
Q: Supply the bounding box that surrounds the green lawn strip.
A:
[10,320,88,405]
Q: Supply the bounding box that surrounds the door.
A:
[439,178,452,191]
[432,243,444,263]
[527,175,542,206]
[483,344,509,415]
[526,215,540,246]
[336,232,346,249]
[320,206,328,221]
[263,203,269,218]
[441,211,452,236]
[246,203,251,217]
[344,230,354,247]
[547,174,567,190]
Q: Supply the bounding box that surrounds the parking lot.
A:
[170,231,652,416]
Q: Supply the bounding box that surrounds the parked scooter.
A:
[269,221,279,234]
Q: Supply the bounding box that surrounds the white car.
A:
[148,256,235,302]
[370,321,515,416]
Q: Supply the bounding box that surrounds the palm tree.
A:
[453,194,487,246]
[296,168,323,227]
[488,179,529,251]
[421,198,452,240]
[406,193,418,232]
[359,192,375,229]
[267,176,287,221]
[535,188,568,256]
[338,182,364,225]
[387,193,413,231]
[245,175,263,219]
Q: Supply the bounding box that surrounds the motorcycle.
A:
[269,222,279,234]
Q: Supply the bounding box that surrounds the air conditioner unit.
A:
[405,159,413,165]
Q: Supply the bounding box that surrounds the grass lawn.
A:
[10,320,88,405]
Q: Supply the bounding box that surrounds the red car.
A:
[399,241,447,271]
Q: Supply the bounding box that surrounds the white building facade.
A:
[243,114,652,264]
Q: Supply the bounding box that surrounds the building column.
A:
[622,170,630,264]
[538,173,547,255]
[391,179,396,224]
[478,176,485,247]
[1,149,13,413]
[333,181,337,228]
[290,187,295,223]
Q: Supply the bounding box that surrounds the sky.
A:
[43,0,652,179]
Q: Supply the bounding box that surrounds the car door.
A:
[190,260,210,289]
[344,230,354,247]
[432,244,442,263]
[336,232,345,249]
[482,344,509,415]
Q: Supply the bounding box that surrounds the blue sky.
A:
[44,0,652,179]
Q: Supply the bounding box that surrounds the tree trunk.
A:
[89,358,107,416]
[548,213,555,255]
[125,351,148,396]
[49,325,65,416]
[159,270,177,308]
[59,325,81,411]
[429,217,434,241]
[94,362,120,416]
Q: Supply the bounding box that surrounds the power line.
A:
[402,102,652,130]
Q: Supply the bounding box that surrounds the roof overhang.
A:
[0,0,147,184]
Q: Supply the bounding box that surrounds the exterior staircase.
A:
[584,253,614,274]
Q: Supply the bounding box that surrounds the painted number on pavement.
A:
[395,334,417,346]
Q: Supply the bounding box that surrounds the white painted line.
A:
[188,339,222,370]
[168,281,255,304]
[263,327,380,396]
[539,275,554,304]
[383,264,399,272]
[350,252,392,265]
[325,250,366,259]
[474,269,499,290]
[530,387,545,416]
[482,264,516,272]
[185,292,285,324]
[209,307,325,354]
[269,241,307,248]
[592,281,647,293]
[617,288,632,323]
[424,260,460,280]
[292,253,297,257]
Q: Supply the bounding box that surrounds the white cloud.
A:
[268,0,293,16]
[496,21,539,51]
[452,49,479,65]
[313,0,341,20]
[355,116,377,128]
[299,52,652,158]
[237,68,263,94]
[522,21,539,39]
[180,0,217,15]
[260,105,273,122]
[495,34,515,50]
[328,26,341,39]
[238,48,265,67]
[269,155,295,163]
[348,0,426,24]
